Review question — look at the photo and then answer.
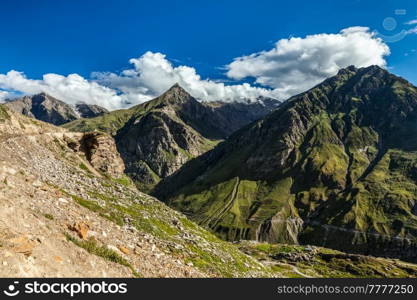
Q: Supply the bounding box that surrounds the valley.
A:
[3,66,417,277]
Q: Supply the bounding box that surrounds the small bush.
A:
[79,162,90,172]
[43,213,54,220]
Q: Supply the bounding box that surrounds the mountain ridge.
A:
[4,92,109,125]
[153,65,417,262]
[64,84,280,191]
[3,72,417,277]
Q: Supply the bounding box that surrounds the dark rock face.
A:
[201,97,280,137]
[4,93,108,125]
[154,66,417,262]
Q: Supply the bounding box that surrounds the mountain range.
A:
[63,84,280,191]
[4,93,109,125]
[154,65,417,262]
[3,65,417,277]
[2,103,416,277]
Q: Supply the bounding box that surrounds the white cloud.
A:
[0,53,275,110]
[92,51,273,103]
[405,19,417,25]
[0,71,126,110]
[226,27,390,100]
[0,90,12,102]
[0,27,391,110]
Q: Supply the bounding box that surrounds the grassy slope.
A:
[239,241,417,278]
[0,104,10,121]
[63,108,133,136]
[50,135,417,277]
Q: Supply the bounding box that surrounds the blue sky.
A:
[0,0,416,109]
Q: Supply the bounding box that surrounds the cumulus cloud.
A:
[93,28,390,105]
[0,71,125,110]
[226,27,390,100]
[92,51,273,103]
[0,90,12,102]
[0,27,391,110]
[0,53,274,110]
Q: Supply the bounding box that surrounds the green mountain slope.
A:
[154,66,417,262]
[64,84,279,191]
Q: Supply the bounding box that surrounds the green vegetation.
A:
[64,233,140,277]
[78,162,90,172]
[63,182,271,277]
[112,175,132,187]
[240,242,417,278]
[63,108,133,135]
[0,105,10,121]
[43,213,54,220]
[130,161,161,193]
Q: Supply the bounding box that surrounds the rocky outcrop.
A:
[0,104,124,178]
[66,132,125,178]
[80,132,125,178]
[257,215,304,245]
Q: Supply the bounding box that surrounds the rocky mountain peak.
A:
[31,92,65,105]
[158,83,195,106]
[4,93,108,125]
[335,65,385,76]
[327,65,388,88]
[74,102,109,118]
[336,65,357,75]
[170,82,182,89]
[35,91,48,97]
